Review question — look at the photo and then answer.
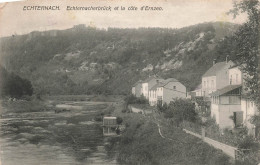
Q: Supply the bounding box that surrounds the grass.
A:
[0,99,52,114]
[105,108,233,165]
[119,116,231,165]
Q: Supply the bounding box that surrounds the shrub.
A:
[116,117,123,125]
[124,94,148,105]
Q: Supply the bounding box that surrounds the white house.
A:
[141,76,163,99]
[148,84,159,106]
[210,65,258,136]
[228,66,243,85]
[228,66,259,136]
[210,85,243,129]
[202,60,234,97]
[156,78,186,105]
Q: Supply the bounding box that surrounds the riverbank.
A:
[109,104,233,165]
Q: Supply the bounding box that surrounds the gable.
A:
[203,61,233,77]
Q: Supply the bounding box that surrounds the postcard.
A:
[0,0,259,164]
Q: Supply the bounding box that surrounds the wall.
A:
[228,67,242,85]
[202,76,216,97]
[211,103,219,124]
[142,78,162,99]
[142,83,149,99]
[149,90,157,106]
[157,87,163,101]
[135,83,142,97]
[162,81,186,104]
[216,61,233,90]
[218,104,241,128]
[131,87,135,95]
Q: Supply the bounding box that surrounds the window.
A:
[229,96,241,104]
[230,75,232,85]
[251,102,253,107]
[204,81,206,88]
[173,86,176,90]
[236,74,238,83]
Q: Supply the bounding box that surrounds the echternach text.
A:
[23,6,60,10]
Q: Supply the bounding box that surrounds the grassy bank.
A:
[106,101,233,165]
[114,113,231,165]
[0,99,52,114]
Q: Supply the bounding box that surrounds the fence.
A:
[183,128,237,159]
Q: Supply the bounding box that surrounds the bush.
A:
[116,117,123,125]
[124,94,148,105]
[163,98,198,127]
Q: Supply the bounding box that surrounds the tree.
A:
[0,65,33,98]
[164,99,197,127]
[229,0,259,107]
[116,117,123,125]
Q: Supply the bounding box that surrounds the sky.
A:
[0,0,247,37]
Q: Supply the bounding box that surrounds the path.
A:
[183,129,237,158]
[150,109,237,159]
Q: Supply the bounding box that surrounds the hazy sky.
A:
[0,0,247,37]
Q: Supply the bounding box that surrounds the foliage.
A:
[229,0,259,107]
[114,114,231,165]
[238,136,259,151]
[0,65,33,98]
[157,102,168,113]
[0,22,238,95]
[116,117,123,125]
[124,94,148,106]
[163,99,197,126]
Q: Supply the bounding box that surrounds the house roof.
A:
[157,78,178,87]
[203,61,233,77]
[210,85,242,96]
[132,80,143,87]
[150,83,161,91]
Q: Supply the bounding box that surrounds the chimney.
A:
[226,55,229,63]
[213,59,216,65]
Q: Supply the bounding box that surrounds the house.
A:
[156,78,186,105]
[202,60,234,97]
[210,85,243,129]
[132,80,142,97]
[141,76,163,99]
[210,65,258,135]
[228,66,259,136]
[228,66,243,85]
[102,117,117,136]
[148,83,159,106]
[191,84,202,97]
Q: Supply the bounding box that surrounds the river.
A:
[0,100,119,165]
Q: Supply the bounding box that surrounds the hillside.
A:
[0,22,239,95]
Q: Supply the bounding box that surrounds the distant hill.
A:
[0,22,239,95]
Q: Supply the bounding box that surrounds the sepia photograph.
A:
[0,0,259,164]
